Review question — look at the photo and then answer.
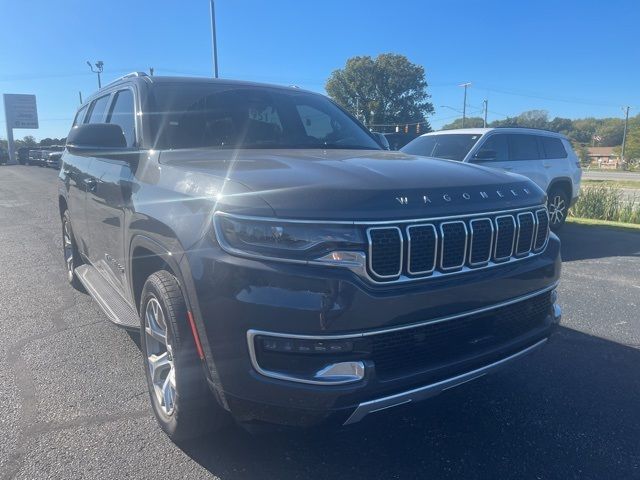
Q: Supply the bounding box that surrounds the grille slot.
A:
[516,212,535,255]
[367,227,402,279]
[407,224,437,275]
[494,215,516,261]
[534,209,549,251]
[368,291,552,378]
[439,221,467,270]
[469,218,493,266]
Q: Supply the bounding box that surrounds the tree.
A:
[14,135,38,149]
[441,117,485,130]
[326,54,434,132]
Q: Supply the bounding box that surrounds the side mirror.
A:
[66,123,129,157]
[373,132,390,150]
[473,149,497,161]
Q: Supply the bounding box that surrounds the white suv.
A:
[401,128,582,229]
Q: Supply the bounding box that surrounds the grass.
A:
[582,179,640,190]
[569,184,640,224]
[567,217,640,231]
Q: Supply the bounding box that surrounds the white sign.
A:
[3,94,39,129]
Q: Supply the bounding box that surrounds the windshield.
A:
[401,133,482,161]
[148,84,381,151]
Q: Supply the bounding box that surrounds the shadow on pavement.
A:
[558,223,640,262]
[177,327,640,479]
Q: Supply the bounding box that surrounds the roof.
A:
[422,127,567,139]
[587,147,619,156]
[85,74,313,104]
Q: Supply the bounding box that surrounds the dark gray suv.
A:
[59,72,561,440]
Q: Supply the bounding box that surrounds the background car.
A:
[401,128,582,229]
[45,151,63,169]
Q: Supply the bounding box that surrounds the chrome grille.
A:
[366,206,549,282]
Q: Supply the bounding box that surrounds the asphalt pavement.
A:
[1,165,639,480]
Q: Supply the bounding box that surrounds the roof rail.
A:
[100,71,149,90]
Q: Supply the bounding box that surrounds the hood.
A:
[159,149,545,220]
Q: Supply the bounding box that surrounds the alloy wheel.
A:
[144,297,177,416]
[62,220,74,282]
[548,195,566,225]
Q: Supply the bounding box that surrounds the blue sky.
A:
[1,0,637,140]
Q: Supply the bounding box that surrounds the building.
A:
[587,146,621,169]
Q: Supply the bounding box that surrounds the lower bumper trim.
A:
[343,337,548,425]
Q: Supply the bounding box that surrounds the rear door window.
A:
[508,134,541,161]
[107,89,136,147]
[87,95,111,124]
[539,136,568,159]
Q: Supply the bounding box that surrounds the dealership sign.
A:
[3,94,39,129]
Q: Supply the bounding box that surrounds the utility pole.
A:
[483,99,488,128]
[621,106,630,167]
[86,60,104,88]
[210,0,219,78]
[459,82,471,128]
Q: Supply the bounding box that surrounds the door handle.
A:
[503,167,513,171]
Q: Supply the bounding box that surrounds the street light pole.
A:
[210,0,219,78]
[459,83,471,128]
[483,99,488,128]
[86,60,104,88]
[621,106,630,167]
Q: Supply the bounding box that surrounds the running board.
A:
[75,264,140,329]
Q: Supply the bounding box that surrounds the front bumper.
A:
[189,235,561,426]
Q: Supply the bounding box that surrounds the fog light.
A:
[314,361,365,382]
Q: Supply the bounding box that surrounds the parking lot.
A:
[1,165,639,480]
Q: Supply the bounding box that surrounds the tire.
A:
[62,210,84,290]
[140,270,227,441]
[547,187,569,231]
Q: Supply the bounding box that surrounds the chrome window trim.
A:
[406,224,437,275]
[533,208,550,252]
[493,215,516,262]
[439,221,468,271]
[366,226,403,279]
[515,211,535,256]
[468,218,494,266]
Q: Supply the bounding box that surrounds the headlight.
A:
[213,213,366,266]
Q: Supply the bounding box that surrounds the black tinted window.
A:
[401,134,481,161]
[540,136,567,159]
[73,105,88,126]
[107,90,136,147]
[508,134,541,160]
[474,134,508,161]
[148,84,380,150]
[87,95,111,124]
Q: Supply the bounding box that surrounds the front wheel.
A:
[140,270,228,441]
[62,211,84,290]
[547,187,569,231]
